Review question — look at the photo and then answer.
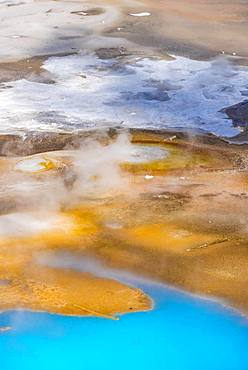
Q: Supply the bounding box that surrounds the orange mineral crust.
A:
[0,130,248,317]
[0,264,151,319]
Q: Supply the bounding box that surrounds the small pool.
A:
[1,281,248,370]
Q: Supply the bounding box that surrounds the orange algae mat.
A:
[0,131,248,317]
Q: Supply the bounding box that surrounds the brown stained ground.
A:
[1,0,248,72]
[1,0,248,75]
[0,129,248,318]
[104,0,248,60]
[0,52,76,85]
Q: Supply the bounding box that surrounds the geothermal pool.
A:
[1,1,248,368]
[1,282,248,370]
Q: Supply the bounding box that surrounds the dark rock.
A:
[95,47,130,59]
[71,8,104,16]
[220,100,248,126]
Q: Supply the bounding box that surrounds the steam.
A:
[0,213,65,237]
[71,132,133,198]
[36,251,157,289]
[0,131,135,238]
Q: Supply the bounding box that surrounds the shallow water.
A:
[0,52,247,137]
[1,282,248,370]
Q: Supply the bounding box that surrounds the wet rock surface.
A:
[221,100,248,127]
[0,50,246,138]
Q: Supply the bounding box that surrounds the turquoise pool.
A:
[1,281,248,370]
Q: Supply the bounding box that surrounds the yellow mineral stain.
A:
[0,207,152,317]
[122,142,224,175]
[15,156,57,173]
[0,209,99,252]
[0,130,247,317]
[116,223,222,253]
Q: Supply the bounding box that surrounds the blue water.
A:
[1,283,248,370]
